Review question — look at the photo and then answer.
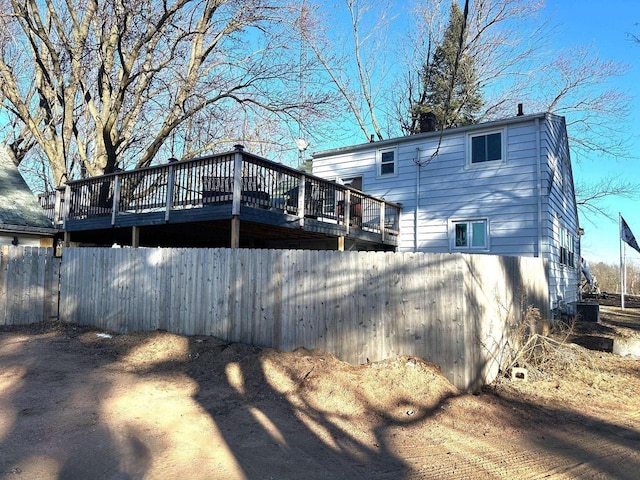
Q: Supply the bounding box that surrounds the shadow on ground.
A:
[1,320,640,478]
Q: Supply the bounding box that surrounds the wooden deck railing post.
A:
[231,145,244,248]
[298,174,306,227]
[380,202,386,241]
[344,190,351,235]
[165,163,176,222]
[63,185,71,229]
[111,175,121,226]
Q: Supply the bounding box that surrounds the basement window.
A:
[450,219,489,250]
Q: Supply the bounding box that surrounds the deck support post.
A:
[131,226,140,248]
[63,231,71,247]
[337,236,345,251]
[231,216,240,248]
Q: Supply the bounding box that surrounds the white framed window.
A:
[450,219,489,250]
[377,147,397,177]
[559,226,575,267]
[467,130,504,165]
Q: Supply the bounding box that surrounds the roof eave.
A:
[312,112,553,159]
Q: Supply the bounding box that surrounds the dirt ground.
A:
[2,296,640,479]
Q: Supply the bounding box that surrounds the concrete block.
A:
[511,367,528,381]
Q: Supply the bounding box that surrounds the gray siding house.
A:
[0,147,56,247]
[312,112,580,314]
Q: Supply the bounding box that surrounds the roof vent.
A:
[517,103,524,116]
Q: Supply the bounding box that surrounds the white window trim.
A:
[448,218,490,252]
[376,146,398,178]
[465,129,506,168]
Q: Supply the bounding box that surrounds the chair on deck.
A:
[202,176,270,207]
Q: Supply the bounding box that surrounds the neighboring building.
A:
[312,112,581,314]
[0,147,57,247]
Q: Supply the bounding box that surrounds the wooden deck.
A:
[43,146,400,250]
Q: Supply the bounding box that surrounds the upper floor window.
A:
[469,131,503,164]
[451,219,488,250]
[377,147,397,177]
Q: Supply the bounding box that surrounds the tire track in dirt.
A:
[398,425,640,479]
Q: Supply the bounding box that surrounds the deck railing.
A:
[44,147,400,239]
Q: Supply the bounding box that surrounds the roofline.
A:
[312,112,559,159]
[0,223,57,236]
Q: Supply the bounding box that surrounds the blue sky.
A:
[547,0,640,265]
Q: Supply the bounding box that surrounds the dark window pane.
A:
[487,133,502,161]
[455,224,468,247]
[471,136,486,163]
[380,163,394,175]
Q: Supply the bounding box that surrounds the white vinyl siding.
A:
[312,113,580,310]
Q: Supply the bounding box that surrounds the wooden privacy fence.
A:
[0,246,549,390]
[57,248,548,390]
[0,246,60,326]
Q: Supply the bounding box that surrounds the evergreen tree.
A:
[412,1,482,132]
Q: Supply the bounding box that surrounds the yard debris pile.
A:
[506,332,599,382]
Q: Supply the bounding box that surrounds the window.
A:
[559,227,575,267]
[469,131,503,164]
[451,219,488,250]
[377,147,397,177]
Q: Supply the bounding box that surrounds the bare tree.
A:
[390,0,548,134]
[0,0,332,188]
[298,0,395,143]
[575,175,638,222]
[394,0,631,161]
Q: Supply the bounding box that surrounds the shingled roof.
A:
[0,147,55,234]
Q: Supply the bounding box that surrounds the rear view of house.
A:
[312,112,581,314]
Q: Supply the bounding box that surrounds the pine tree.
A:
[412,1,482,132]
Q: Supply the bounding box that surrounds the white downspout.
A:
[415,148,421,252]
